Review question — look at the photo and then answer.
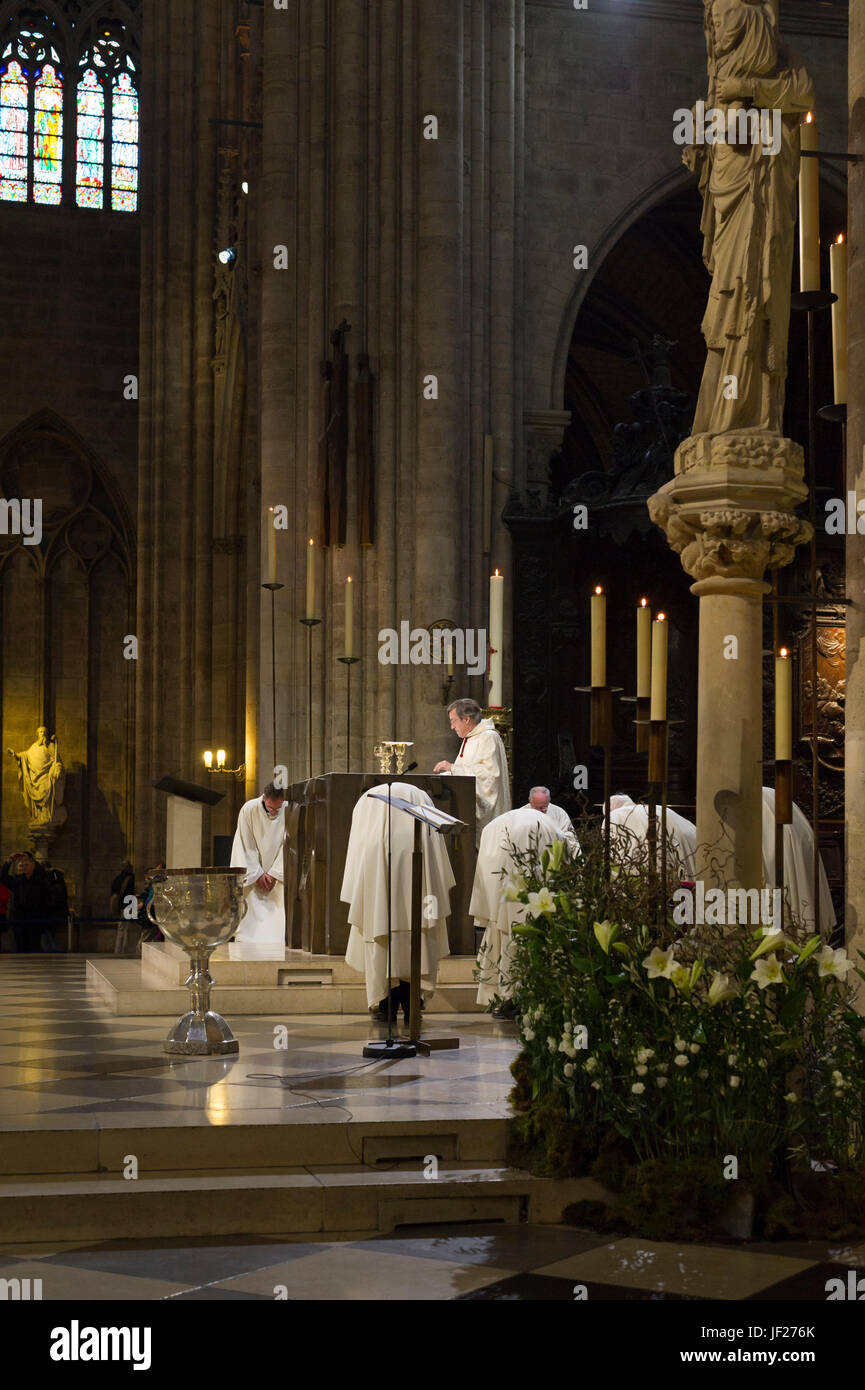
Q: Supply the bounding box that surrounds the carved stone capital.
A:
[648,431,812,583]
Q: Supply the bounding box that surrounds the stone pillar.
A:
[845,6,865,976]
[650,430,811,890]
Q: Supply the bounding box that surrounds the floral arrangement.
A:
[503,821,865,1236]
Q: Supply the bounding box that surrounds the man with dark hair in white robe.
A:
[230,782,286,951]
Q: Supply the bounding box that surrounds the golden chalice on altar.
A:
[385,741,413,774]
[373,742,393,774]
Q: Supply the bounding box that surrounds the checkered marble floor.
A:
[0,1223,862,1300]
[0,957,517,1126]
[1,956,862,1302]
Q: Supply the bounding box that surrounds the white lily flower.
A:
[817,945,855,981]
[707,971,738,1006]
[751,953,786,990]
[503,872,527,902]
[643,947,678,980]
[527,887,556,918]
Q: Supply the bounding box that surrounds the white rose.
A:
[674,1054,689,1067]
[631,1082,645,1095]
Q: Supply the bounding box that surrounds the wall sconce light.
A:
[203,749,246,781]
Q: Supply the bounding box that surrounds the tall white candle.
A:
[799,113,820,294]
[488,570,504,707]
[636,598,651,699]
[650,613,668,720]
[344,576,354,659]
[830,235,848,406]
[775,648,792,761]
[590,587,606,688]
[267,508,277,584]
[305,539,315,619]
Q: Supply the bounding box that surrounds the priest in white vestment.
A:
[341,782,455,1018]
[608,793,697,879]
[523,785,580,856]
[230,782,287,951]
[434,697,510,844]
[761,787,836,934]
[472,806,567,1008]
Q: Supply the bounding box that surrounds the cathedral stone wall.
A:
[0,205,139,516]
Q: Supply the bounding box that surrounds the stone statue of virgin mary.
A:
[686,0,814,437]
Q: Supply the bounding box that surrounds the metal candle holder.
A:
[338,655,359,771]
[299,616,321,778]
[575,684,621,880]
[262,581,284,774]
[773,758,793,929]
[791,284,836,940]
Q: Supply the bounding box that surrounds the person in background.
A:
[40,862,67,952]
[523,786,580,856]
[111,860,135,955]
[0,851,50,953]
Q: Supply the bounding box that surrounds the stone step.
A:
[87,959,486,1017]
[0,1115,509,1178]
[141,941,478,988]
[0,1162,600,1241]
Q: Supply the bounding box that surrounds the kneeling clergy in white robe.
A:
[523,786,580,856]
[608,793,697,879]
[341,783,455,1009]
[761,787,836,934]
[472,807,569,1006]
[230,791,287,949]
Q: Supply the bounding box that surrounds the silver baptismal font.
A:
[147,866,247,1055]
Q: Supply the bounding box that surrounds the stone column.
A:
[650,430,811,890]
[845,6,865,976]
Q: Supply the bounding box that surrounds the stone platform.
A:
[0,957,604,1243]
[85,941,485,1016]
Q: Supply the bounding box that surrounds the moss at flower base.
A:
[499,818,865,1243]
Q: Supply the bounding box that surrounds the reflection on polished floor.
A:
[0,957,516,1125]
[0,957,860,1301]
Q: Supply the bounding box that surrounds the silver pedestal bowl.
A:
[146,867,247,1055]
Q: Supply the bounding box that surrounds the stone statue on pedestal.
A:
[686,0,814,436]
[8,726,67,828]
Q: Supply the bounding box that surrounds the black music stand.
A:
[362,790,468,1059]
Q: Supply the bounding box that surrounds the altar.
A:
[284,773,477,956]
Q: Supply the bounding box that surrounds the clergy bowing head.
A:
[528,786,551,813]
[261,782,286,818]
[447,697,482,737]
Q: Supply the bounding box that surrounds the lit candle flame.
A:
[640,597,647,607]
[805,110,813,124]
[594,585,603,596]
[657,612,666,622]
[836,233,845,245]
[779,647,789,658]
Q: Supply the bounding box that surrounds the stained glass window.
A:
[0,59,28,203]
[33,63,62,205]
[0,16,139,213]
[76,67,104,208]
[110,70,137,212]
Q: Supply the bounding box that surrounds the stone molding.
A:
[649,431,812,582]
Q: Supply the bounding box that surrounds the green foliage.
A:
[504,817,865,1229]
